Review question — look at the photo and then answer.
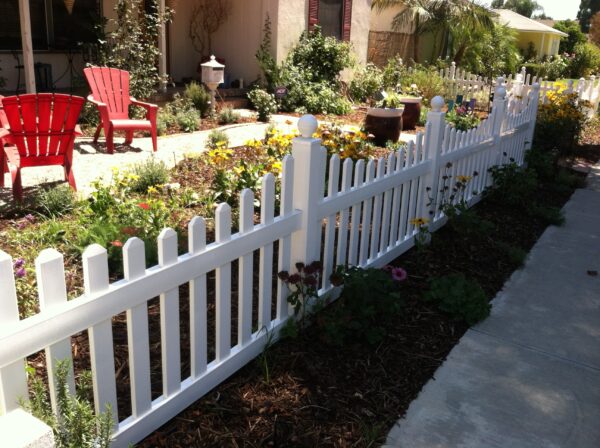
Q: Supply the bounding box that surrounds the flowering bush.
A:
[248,88,278,122]
[535,92,588,156]
[445,106,480,131]
[315,123,375,160]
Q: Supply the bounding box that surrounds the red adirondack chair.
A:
[0,94,84,201]
[0,96,12,182]
[84,67,158,154]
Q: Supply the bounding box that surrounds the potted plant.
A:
[364,90,405,146]
[399,84,423,130]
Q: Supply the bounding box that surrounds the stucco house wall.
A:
[516,31,562,58]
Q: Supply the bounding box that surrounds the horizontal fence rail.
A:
[0,83,543,447]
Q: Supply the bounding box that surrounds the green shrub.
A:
[35,185,78,218]
[554,20,586,54]
[321,266,404,345]
[402,65,448,105]
[175,108,201,132]
[535,92,587,155]
[524,56,569,81]
[486,161,538,207]
[217,106,241,124]
[24,360,112,448]
[349,63,383,102]
[495,241,527,267]
[425,274,490,325]
[529,205,565,226]
[128,158,170,193]
[248,88,278,122]
[184,81,212,118]
[382,56,406,91]
[302,82,352,115]
[207,129,230,150]
[156,110,177,136]
[445,106,480,131]
[569,42,600,78]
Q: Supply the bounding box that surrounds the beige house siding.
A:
[516,31,562,58]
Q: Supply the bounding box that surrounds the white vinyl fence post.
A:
[0,251,28,414]
[423,96,447,221]
[525,83,541,153]
[289,115,326,268]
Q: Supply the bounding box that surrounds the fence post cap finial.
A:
[496,86,507,99]
[298,114,318,138]
[451,61,456,66]
[580,77,586,82]
[431,96,445,112]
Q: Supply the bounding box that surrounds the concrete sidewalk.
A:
[385,174,600,447]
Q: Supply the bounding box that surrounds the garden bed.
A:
[137,162,585,447]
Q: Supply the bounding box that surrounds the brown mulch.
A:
[135,170,584,448]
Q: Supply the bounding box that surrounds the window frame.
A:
[308,0,352,41]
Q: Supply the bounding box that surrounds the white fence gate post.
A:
[290,115,326,267]
[423,96,447,221]
[0,251,28,414]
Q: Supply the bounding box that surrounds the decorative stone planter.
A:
[400,97,422,130]
[364,107,404,147]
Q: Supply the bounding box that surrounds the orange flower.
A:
[138,202,150,210]
[111,240,123,247]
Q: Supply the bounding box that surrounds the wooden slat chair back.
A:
[0,94,84,201]
[84,66,158,154]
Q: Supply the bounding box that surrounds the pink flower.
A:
[13,258,25,269]
[111,240,123,247]
[138,202,150,210]
[15,267,26,278]
[390,267,408,282]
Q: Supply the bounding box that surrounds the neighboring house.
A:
[493,9,567,58]
[0,0,371,94]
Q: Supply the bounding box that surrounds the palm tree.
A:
[372,0,495,62]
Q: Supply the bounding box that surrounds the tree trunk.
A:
[413,14,420,62]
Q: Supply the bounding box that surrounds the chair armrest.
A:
[86,95,107,108]
[130,97,158,110]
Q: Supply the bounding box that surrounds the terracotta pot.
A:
[364,107,404,147]
[400,97,422,130]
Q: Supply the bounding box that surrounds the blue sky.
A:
[485,0,579,20]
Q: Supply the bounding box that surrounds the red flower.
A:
[111,240,123,247]
[138,202,150,210]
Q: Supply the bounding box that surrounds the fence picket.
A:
[188,217,207,377]
[215,204,232,361]
[277,156,294,320]
[336,158,353,267]
[388,151,403,247]
[359,160,376,265]
[322,155,340,289]
[123,237,152,417]
[379,153,395,253]
[36,249,75,414]
[158,229,181,397]
[0,251,28,414]
[258,174,275,330]
[348,159,365,266]
[84,244,118,425]
[238,190,254,346]
[369,158,385,261]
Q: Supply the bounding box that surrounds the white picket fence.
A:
[506,66,600,116]
[0,84,540,447]
[438,61,489,103]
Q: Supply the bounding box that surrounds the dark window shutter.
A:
[308,0,319,29]
[342,0,352,41]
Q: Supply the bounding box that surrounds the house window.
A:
[0,0,100,51]
[308,0,352,41]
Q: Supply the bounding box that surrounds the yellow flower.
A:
[456,175,472,184]
[410,217,429,227]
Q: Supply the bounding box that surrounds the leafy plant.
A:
[569,42,600,78]
[445,105,480,131]
[323,265,405,345]
[278,261,322,327]
[35,185,78,218]
[207,129,230,150]
[128,158,170,193]
[486,160,538,207]
[349,63,384,103]
[217,106,241,124]
[175,109,201,132]
[248,88,278,122]
[97,0,172,100]
[425,274,490,325]
[184,82,212,118]
[23,360,113,448]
